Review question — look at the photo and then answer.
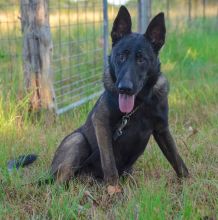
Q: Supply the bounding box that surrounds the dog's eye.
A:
[136,56,146,64]
[118,54,126,63]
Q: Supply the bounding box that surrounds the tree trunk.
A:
[20,0,56,113]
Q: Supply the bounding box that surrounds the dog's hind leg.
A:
[153,128,189,178]
[50,132,90,184]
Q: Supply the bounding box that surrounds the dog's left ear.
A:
[111,6,132,46]
[144,12,166,53]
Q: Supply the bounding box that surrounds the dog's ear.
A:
[144,12,166,53]
[111,6,132,46]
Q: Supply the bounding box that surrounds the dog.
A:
[50,6,189,186]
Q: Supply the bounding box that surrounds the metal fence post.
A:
[138,0,151,33]
[188,0,192,22]
[202,0,206,19]
[103,0,109,71]
[166,0,170,20]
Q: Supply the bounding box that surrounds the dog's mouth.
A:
[119,94,135,113]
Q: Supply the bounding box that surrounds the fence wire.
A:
[49,0,105,114]
[0,1,22,97]
[0,0,217,114]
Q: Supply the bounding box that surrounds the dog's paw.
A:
[177,165,190,179]
[107,185,122,196]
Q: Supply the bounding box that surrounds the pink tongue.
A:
[119,94,135,113]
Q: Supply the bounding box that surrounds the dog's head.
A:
[109,6,166,113]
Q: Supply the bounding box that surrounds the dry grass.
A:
[0,4,217,32]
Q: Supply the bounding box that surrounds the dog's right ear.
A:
[111,6,132,46]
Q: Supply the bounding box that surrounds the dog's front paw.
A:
[104,170,119,185]
[177,166,190,178]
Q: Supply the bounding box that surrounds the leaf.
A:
[107,185,122,196]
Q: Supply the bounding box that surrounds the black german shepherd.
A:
[50,6,189,185]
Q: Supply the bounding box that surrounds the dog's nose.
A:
[118,81,133,94]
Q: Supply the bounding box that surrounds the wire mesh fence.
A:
[50,0,105,114]
[0,1,22,97]
[50,0,139,114]
[0,0,217,114]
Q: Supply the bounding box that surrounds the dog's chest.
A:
[113,107,153,145]
[111,108,153,169]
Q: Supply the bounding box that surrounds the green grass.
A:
[0,18,218,219]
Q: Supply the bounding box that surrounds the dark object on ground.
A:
[50,6,189,185]
[7,154,38,171]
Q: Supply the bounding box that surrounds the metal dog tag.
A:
[113,116,129,141]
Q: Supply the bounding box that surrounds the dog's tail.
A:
[7,154,55,187]
[7,154,38,171]
[9,150,100,186]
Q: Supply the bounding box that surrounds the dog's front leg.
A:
[153,128,189,178]
[92,103,119,185]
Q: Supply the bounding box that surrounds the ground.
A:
[0,19,218,219]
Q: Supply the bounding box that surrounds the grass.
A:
[0,15,218,220]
